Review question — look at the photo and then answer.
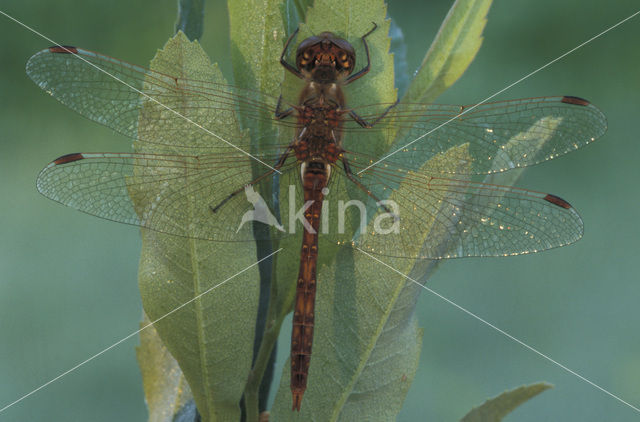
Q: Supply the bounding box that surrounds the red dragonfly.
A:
[27,25,606,411]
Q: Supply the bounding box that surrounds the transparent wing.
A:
[27,48,606,174]
[36,151,300,242]
[38,149,583,258]
[319,161,583,259]
[343,96,607,175]
[26,46,297,157]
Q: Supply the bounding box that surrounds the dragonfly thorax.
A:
[294,136,342,163]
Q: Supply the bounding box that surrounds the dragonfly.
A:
[26,25,606,411]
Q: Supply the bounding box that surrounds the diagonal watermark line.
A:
[357,9,640,175]
[0,248,282,414]
[0,9,281,174]
[355,247,640,414]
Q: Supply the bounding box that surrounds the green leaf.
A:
[403,0,492,104]
[134,32,260,422]
[326,255,424,421]
[460,382,553,422]
[136,313,193,422]
[228,0,287,98]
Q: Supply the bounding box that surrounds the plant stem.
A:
[175,0,205,40]
[244,303,285,421]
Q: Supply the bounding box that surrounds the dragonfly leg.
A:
[280,27,304,79]
[344,23,378,85]
[210,148,293,213]
[275,94,295,119]
[348,99,398,128]
[341,157,394,215]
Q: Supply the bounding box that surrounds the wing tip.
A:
[561,95,590,106]
[53,152,84,165]
[48,45,78,54]
[543,193,573,209]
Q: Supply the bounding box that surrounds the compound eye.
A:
[338,52,351,69]
[299,50,312,66]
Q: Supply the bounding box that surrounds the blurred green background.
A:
[1,1,638,421]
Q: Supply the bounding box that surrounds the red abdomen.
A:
[290,169,327,410]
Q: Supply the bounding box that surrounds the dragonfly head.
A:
[296,32,356,82]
